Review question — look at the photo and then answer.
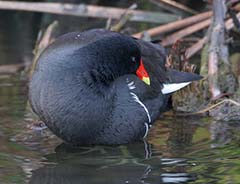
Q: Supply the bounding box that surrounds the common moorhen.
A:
[29,29,201,145]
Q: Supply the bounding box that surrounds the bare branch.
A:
[208,0,227,98]
[133,11,212,39]
[161,19,211,46]
[0,64,24,74]
[186,12,240,59]
[0,1,179,24]
[149,0,198,15]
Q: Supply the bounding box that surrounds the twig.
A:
[226,12,240,29]
[35,21,58,54]
[185,12,240,59]
[110,4,137,32]
[156,0,198,14]
[149,0,195,16]
[185,37,208,59]
[226,0,240,6]
[161,19,211,46]
[0,1,179,24]
[228,10,240,32]
[29,21,58,78]
[176,99,240,116]
[133,11,212,39]
[105,18,112,30]
[0,64,24,74]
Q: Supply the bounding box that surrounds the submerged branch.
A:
[176,99,240,116]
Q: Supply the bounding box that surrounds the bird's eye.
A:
[131,56,136,63]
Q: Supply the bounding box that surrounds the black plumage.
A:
[29,29,201,145]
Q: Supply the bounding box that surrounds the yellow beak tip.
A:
[142,77,150,85]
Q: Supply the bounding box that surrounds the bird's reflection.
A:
[29,141,195,184]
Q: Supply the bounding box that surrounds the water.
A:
[0,76,240,184]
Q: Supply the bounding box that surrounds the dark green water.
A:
[0,75,240,184]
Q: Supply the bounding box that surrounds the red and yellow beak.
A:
[136,59,150,85]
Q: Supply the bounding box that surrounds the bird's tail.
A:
[161,69,202,94]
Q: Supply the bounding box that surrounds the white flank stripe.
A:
[143,123,149,138]
[130,92,151,123]
[128,81,134,86]
[127,80,136,90]
[129,84,136,90]
[161,82,191,95]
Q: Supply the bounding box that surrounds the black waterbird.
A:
[29,29,202,145]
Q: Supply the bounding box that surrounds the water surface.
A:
[0,76,240,184]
